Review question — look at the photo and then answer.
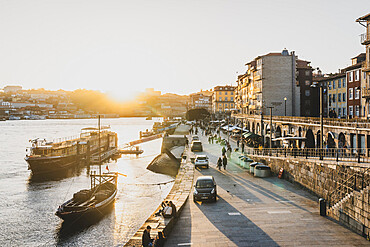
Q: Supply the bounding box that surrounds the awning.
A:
[243,132,261,139]
[272,137,307,141]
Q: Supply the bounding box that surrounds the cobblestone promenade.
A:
[165,133,369,246]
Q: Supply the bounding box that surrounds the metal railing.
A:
[234,114,370,128]
[360,33,368,44]
[243,147,370,163]
[327,166,370,208]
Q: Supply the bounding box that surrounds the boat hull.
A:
[56,189,117,222]
[25,154,84,175]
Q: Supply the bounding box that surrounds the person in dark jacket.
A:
[169,201,177,217]
[222,155,227,170]
[154,231,165,247]
[142,225,153,247]
[217,157,222,170]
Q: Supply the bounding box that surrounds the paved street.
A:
[165,133,369,246]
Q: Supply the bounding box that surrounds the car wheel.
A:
[213,194,217,202]
[193,196,196,202]
[206,165,209,169]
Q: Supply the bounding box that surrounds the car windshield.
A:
[197,157,207,160]
[196,180,213,188]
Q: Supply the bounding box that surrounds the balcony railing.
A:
[360,33,369,45]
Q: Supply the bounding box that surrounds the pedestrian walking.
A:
[237,139,240,148]
[222,146,226,156]
[222,155,227,170]
[217,157,222,170]
[242,142,245,153]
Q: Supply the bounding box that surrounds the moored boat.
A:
[56,172,117,222]
[25,126,118,175]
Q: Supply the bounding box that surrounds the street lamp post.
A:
[284,97,287,116]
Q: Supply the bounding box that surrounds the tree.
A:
[186,108,210,121]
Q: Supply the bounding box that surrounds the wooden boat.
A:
[56,172,117,221]
[25,126,118,175]
[145,116,152,120]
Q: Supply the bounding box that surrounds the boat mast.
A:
[98,114,101,184]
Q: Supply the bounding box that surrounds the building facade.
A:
[212,86,235,114]
[326,73,347,118]
[357,13,370,118]
[189,90,213,112]
[345,54,365,118]
[235,49,302,116]
[296,60,314,117]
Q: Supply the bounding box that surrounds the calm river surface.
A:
[0,118,174,246]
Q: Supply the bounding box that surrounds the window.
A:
[231,103,234,107]
[333,94,336,103]
[305,80,310,86]
[225,92,228,95]
[328,94,332,105]
[355,70,359,81]
[219,97,222,101]
[305,70,310,76]
[355,105,360,116]
[328,81,332,89]
[349,88,353,100]
[225,97,228,101]
[349,106,353,116]
[343,79,346,87]
[343,93,346,102]
[230,97,233,101]
[343,107,346,116]
[231,92,233,95]
[305,90,310,96]
[338,80,341,88]
[338,93,341,102]
[348,72,353,82]
[355,89,360,99]
[333,81,336,89]
[338,108,341,116]
[225,103,228,107]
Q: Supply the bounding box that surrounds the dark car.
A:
[191,141,203,152]
[193,176,217,202]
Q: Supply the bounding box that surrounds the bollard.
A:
[319,198,326,216]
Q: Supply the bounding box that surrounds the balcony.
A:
[360,33,370,45]
[362,88,370,99]
[363,61,370,72]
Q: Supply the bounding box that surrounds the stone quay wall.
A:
[249,155,370,239]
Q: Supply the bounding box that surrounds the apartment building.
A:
[357,13,370,118]
[212,86,235,113]
[345,54,365,118]
[235,49,301,116]
[326,73,347,118]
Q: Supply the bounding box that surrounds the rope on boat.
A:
[122,179,175,186]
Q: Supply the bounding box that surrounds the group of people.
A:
[155,200,177,218]
[217,154,228,170]
[142,226,165,247]
[144,201,177,246]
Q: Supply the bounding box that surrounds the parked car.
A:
[194,155,209,169]
[192,135,199,141]
[193,176,217,202]
[191,141,203,152]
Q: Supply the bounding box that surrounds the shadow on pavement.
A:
[194,196,278,246]
[165,202,192,246]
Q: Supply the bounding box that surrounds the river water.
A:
[0,118,174,246]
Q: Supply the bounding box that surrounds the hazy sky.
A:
[0,0,369,101]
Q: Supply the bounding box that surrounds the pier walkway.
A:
[165,133,369,246]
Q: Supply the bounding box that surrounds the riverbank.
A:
[124,124,194,246]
